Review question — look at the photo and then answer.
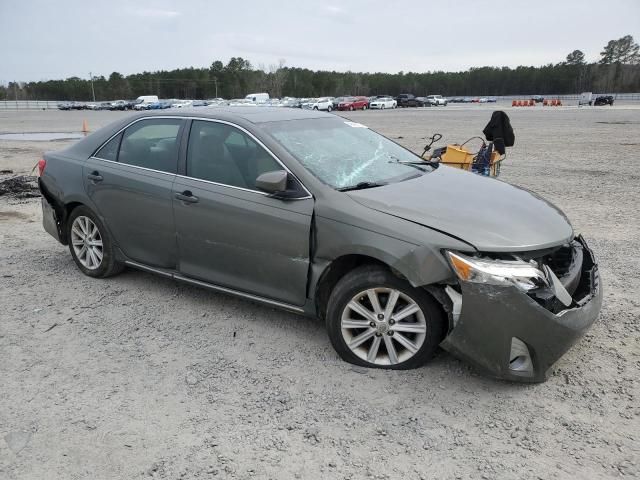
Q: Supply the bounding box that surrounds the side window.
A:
[118,119,182,173]
[187,120,282,190]
[94,132,122,161]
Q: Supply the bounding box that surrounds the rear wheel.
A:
[326,266,445,369]
[67,206,123,278]
[349,106,354,111]
[363,105,367,110]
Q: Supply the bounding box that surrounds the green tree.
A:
[566,50,586,65]
[600,35,640,64]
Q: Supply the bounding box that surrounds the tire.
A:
[66,205,124,278]
[363,105,367,110]
[350,106,354,111]
[313,106,318,110]
[326,265,446,370]
[327,106,332,112]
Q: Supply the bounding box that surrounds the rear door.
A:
[85,117,185,268]
[173,119,314,306]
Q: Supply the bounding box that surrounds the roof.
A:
[138,106,331,124]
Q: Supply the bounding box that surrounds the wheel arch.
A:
[313,254,398,321]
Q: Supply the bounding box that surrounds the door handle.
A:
[87,171,103,182]
[174,190,199,204]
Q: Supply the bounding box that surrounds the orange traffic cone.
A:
[82,119,89,135]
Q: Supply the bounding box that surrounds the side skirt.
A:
[124,260,306,315]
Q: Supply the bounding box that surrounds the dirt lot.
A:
[1,106,639,479]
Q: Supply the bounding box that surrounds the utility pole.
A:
[89,72,96,102]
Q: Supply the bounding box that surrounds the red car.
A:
[337,96,369,111]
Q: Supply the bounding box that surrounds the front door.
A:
[85,118,185,268]
[173,119,313,306]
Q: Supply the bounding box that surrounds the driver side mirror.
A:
[255,170,305,199]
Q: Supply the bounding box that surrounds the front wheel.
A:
[326,266,445,369]
[327,105,333,112]
[67,206,123,278]
[349,106,354,111]
[363,105,367,110]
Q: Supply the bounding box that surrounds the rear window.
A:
[118,119,183,173]
[94,132,122,161]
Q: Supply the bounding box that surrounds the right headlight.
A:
[446,251,549,292]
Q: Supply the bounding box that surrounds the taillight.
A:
[37,158,46,176]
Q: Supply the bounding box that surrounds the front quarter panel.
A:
[313,198,471,287]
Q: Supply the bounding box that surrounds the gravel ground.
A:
[1,106,639,479]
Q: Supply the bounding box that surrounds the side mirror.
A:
[255,170,305,199]
[256,170,288,193]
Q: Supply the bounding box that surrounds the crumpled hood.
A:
[347,166,573,252]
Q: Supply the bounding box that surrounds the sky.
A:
[1,0,639,83]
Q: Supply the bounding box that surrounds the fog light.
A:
[509,337,533,375]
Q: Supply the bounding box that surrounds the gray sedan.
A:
[38,108,602,382]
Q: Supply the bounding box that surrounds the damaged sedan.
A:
[38,108,602,382]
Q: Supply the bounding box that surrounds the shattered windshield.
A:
[264,118,433,189]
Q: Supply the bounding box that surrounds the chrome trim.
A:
[124,260,173,278]
[88,156,176,177]
[91,115,313,200]
[124,260,305,313]
[175,174,269,196]
[174,275,305,313]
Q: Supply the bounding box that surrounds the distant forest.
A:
[2,35,639,101]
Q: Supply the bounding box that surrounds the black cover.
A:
[483,111,515,154]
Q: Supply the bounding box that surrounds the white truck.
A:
[245,93,270,103]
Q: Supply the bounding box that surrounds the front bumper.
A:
[440,236,602,383]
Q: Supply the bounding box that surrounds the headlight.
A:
[446,251,549,292]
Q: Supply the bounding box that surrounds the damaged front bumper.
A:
[440,236,602,383]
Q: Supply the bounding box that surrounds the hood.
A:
[347,166,573,252]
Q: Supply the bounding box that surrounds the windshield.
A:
[265,118,432,189]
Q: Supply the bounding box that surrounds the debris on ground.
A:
[0,175,40,199]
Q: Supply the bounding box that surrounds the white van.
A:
[245,93,269,103]
[133,95,159,110]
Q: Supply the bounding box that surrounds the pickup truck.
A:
[395,94,424,107]
[426,95,448,106]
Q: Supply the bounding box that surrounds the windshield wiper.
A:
[337,181,387,192]
[387,158,437,170]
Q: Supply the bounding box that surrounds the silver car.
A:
[38,108,602,382]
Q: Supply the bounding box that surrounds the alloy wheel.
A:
[341,288,427,366]
[70,216,103,270]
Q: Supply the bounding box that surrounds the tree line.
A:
[2,35,639,102]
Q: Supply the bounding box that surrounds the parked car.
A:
[592,95,614,106]
[532,95,544,103]
[369,97,397,109]
[109,100,129,111]
[332,96,349,110]
[448,97,465,103]
[487,97,497,103]
[416,97,432,107]
[304,97,335,111]
[300,98,318,109]
[148,100,172,110]
[85,102,100,110]
[38,108,602,382]
[57,102,72,110]
[396,94,425,107]
[171,100,193,108]
[426,95,448,106]
[337,96,369,111]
